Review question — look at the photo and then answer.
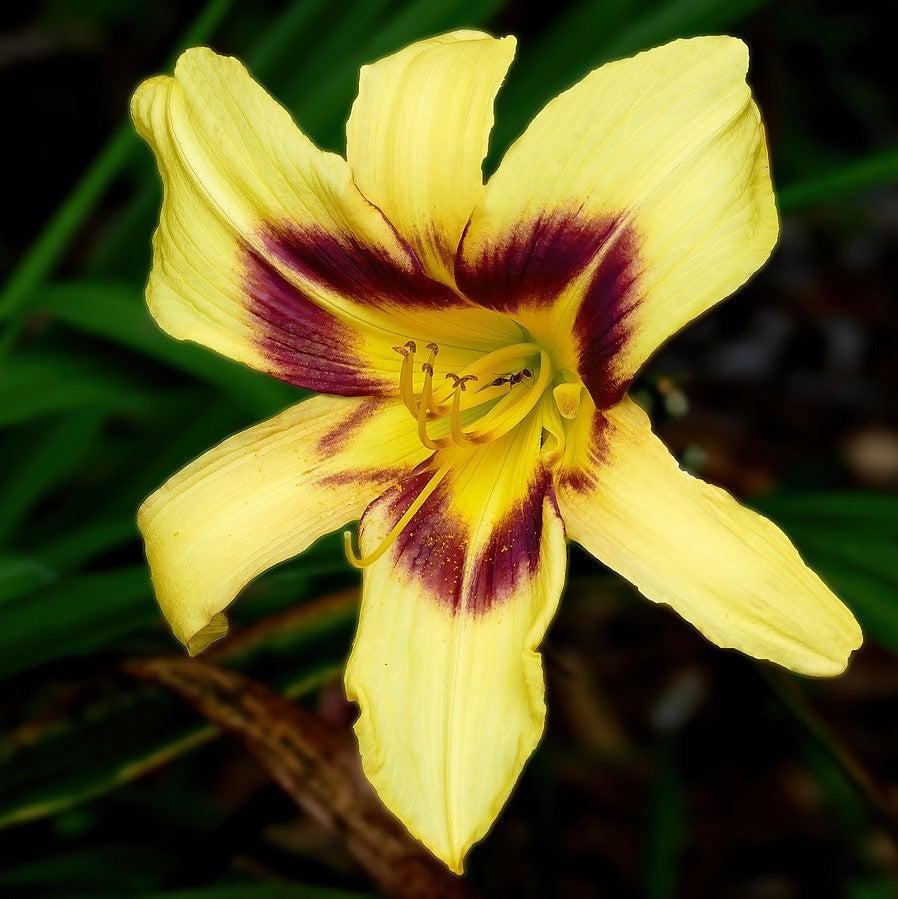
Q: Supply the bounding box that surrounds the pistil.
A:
[343,460,452,568]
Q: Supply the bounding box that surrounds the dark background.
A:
[0,1,896,897]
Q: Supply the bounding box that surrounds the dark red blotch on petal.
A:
[244,223,470,395]
[244,245,388,395]
[264,225,462,310]
[388,470,466,610]
[556,409,610,495]
[456,213,620,314]
[466,469,555,614]
[572,225,642,408]
[456,213,642,409]
[315,397,385,455]
[367,464,557,614]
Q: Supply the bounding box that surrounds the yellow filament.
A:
[343,462,452,568]
[416,364,450,450]
[449,386,475,446]
[423,344,444,415]
[395,342,418,417]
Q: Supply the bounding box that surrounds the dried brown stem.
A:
[123,656,477,899]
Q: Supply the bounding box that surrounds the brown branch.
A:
[124,656,477,899]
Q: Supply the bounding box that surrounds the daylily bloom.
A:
[132,32,862,873]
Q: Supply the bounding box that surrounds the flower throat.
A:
[342,340,552,569]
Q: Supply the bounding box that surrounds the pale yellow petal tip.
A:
[427,28,515,47]
[185,613,229,656]
[764,612,863,679]
[348,703,536,877]
[820,617,864,678]
[129,75,171,139]
[678,33,749,67]
[173,45,230,73]
[799,597,864,678]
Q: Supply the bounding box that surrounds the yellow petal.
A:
[458,37,778,409]
[347,31,516,287]
[138,395,429,652]
[556,395,862,676]
[344,410,566,872]
[132,49,518,395]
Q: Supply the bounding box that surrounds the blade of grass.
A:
[600,0,769,64]
[139,886,373,899]
[30,516,138,574]
[778,147,898,213]
[754,491,898,527]
[0,555,57,603]
[0,411,106,544]
[762,668,898,834]
[644,734,684,899]
[277,0,507,149]
[0,354,161,427]
[0,537,353,680]
[0,845,179,894]
[85,0,340,279]
[0,566,154,679]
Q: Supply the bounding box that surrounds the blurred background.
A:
[0,1,896,897]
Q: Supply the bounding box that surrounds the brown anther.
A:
[404,340,417,352]
[421,363,434,375]
[392,345,410,356]
[425,342,439,355]
[446,372,479,391]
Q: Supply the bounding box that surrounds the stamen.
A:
[553,381,582,420]
[446,373,478,390]
[450,385,475,446]
[422,344,443,415]
[395,342,418,416]
[417,362,449,450]
[343,462,452,568]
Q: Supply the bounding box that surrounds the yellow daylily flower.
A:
[132,32,862,873]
